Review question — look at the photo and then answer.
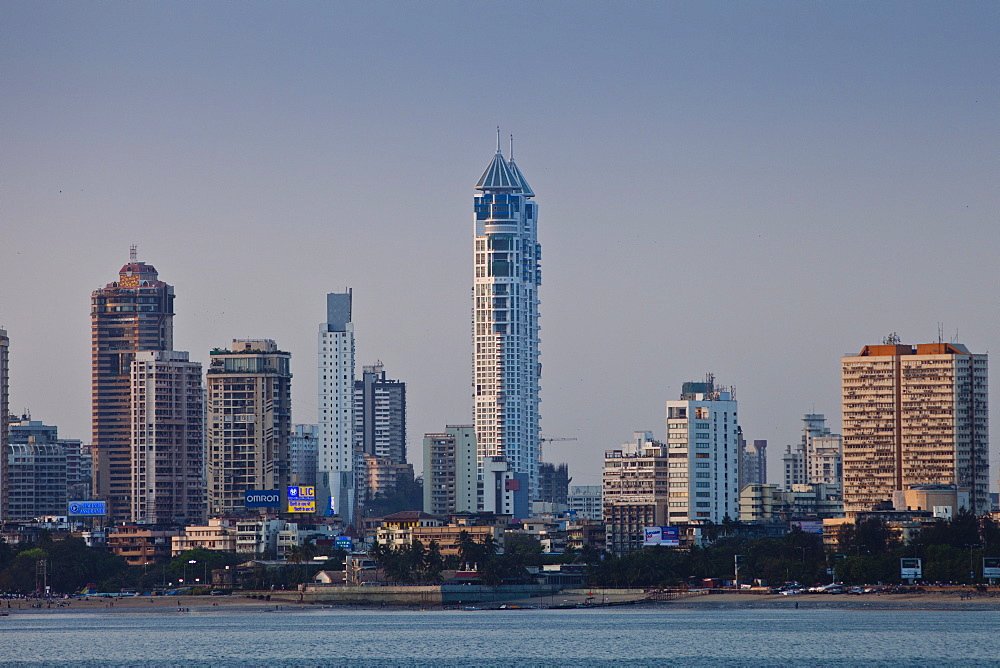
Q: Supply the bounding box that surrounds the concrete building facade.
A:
[207,340,292,517]
[91,252,174,521]
[0,328,7,519]
[423,425,478,516]
[664,379,740,523]
[842,341,989,515]
[602,432,669,554]
[318,291,355,522]
[130,351,205,525]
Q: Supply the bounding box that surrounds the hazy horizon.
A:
[2,2,998,488]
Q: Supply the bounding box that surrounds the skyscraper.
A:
[0,328,8,520]
[318,291,355,522]
[207,340,292,517]
[353,362,406,465]
[131,351,205,524]
[842,341,989,515]
[472,134,542,502]
[92,251,174,521]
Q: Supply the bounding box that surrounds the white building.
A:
[472,134,542,501]
[567,485,602,521]
[318,291,355,522]
[664,379,740,523]
[130,350,205,525]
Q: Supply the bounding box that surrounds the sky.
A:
[2,1,998,487]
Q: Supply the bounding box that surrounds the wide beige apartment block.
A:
[841,341,988,516]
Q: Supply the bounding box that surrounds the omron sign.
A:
[68,500,107,516]
[245,490,281,508]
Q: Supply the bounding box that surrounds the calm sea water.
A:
[2,607,999,666]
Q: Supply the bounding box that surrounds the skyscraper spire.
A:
[472,136,542,513]
[496,125,501,152]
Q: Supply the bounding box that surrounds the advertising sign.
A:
[67,500,107,516]
[643,526,680,547]
[287,486,316,513]
[791,520,824,535]
[244,490,282,508]
[900,558,922,581]
[983,557,1000,580]
[335,536,353,551]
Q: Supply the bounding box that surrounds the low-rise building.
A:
[171,518,238,556]
[107,526,180,565]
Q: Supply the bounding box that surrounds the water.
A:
[2,607,999,666]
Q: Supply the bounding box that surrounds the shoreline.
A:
[5,590,1000,615]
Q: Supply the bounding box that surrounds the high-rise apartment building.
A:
[782,414,841,492]
[318,291,355,522]
[8,415,87,513]
[130,351,205,524]
[422,425,478,516]
[664,379,740,523]
[290,424,318,487]
[603,431,669,554]
[0,328,8,519]
[353,362,406,465]
[739,436,767,489]
[842,341,989,515]
[473,136,542,501]
[207,340,292,517]
[537,462,570,506]
[92,252,174,521]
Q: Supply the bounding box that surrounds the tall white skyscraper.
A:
[472,133,542,503]
[318,290,355,522]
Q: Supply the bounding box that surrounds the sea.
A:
[2,607,999,666]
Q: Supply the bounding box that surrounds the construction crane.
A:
[539,435,577,460]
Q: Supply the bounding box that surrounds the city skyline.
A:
[2,3,998,487]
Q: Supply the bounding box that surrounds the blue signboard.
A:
[287,486,316,513]
[335,536,353,551]
[244,490,282,508]
[68,500,107,516]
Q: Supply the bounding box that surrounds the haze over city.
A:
[2,2,998,487]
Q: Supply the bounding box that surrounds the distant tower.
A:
[472,133,542,502]
[318,291,355,522]
[131,351,205,524]
[423,425,478,516]
[207,340,292,517]
[91,252,174,521]
[353,362,407,465]
[0,329,9,519]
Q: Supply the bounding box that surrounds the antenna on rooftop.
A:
[130,245,137,262]
[496,125,501,152]
[938,322,944,344]
[510,134,514,160]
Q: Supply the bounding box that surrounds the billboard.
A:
[791,520,824,535]
[335,536,353,551]
[984,557,1000,579]
[67,500,106,516]
[643,526,680,547]
[287,486,316,513]
[900,558,922,580]
[244,490,282,508]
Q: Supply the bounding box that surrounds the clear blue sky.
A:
[2,1,998,486]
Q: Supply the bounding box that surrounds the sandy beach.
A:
[5,588,1000,614]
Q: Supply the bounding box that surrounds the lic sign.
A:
[287,486,316,513]
[244,490,282,508]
